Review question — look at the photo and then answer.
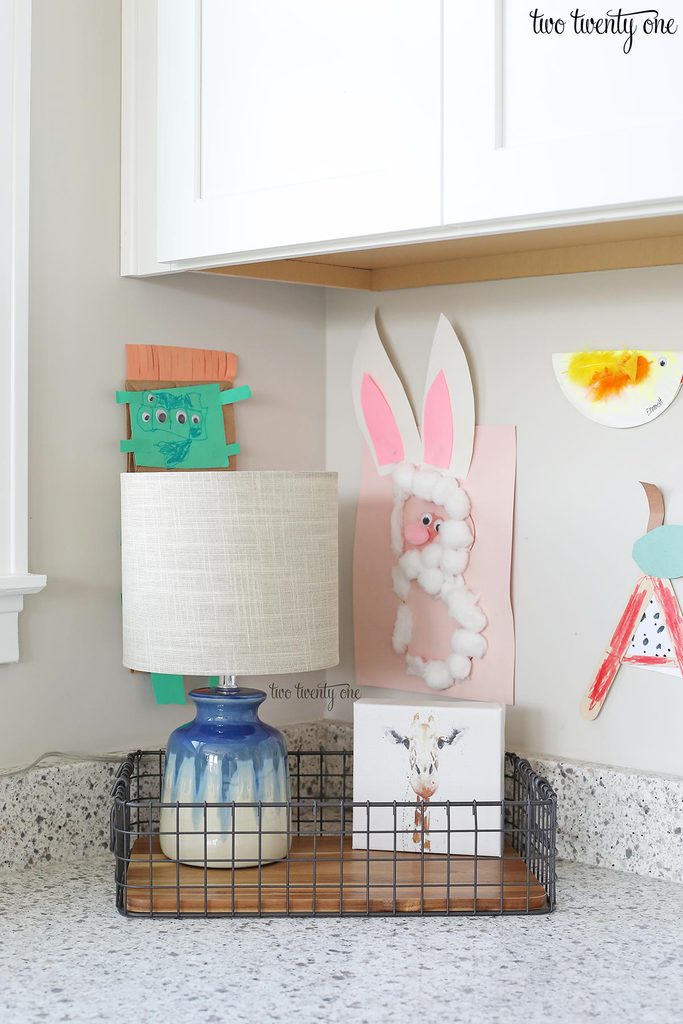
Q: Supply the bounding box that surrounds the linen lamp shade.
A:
[120,471,338,676]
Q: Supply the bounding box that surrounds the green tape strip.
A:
[116,390,133,404]
[151,673,186,705]
[226,443,240,457]
[119,440,135,453]
[207,676,220,689]
[220,385,252,406]
[128,439,231,469]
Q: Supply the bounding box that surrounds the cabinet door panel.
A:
[444,1,683,226]
[158,0,441,263]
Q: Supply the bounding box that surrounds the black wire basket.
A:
[111,749,557,918]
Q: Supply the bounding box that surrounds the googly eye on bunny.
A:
[352,314,487,691]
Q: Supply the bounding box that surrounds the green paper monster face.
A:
[117,383,249,469]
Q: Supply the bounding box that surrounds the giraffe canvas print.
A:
[352,696,505,857]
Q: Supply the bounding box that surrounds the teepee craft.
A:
[582,482,683,719]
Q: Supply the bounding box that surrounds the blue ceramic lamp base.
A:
[160,685,291,869]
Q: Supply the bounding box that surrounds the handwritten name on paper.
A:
[529,8,678,52]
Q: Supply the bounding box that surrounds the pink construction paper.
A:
[353,425,516,704]
[422,370,453,470]
[360,373,405,467]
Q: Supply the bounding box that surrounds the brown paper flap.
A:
[640,481,665,532]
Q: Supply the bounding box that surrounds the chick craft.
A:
[552,350,683,427]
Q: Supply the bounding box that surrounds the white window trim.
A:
[0,0,45,663]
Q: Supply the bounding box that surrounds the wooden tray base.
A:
[124,836,548,915]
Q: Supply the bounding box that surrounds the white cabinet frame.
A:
[0,0,46,663]
[121,0,174,276]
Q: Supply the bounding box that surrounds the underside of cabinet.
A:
[198,214,683,291]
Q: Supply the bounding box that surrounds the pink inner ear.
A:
[423,370,453,469]
[361,374,404,466]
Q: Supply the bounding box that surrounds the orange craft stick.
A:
[581,576,653,720]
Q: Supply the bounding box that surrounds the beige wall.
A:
[325,266,683,777]
[6,0,683,780]
[0,0,327,769]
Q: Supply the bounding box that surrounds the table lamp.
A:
[120,470,338,868]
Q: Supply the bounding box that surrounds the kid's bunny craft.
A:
[352,315,514,696]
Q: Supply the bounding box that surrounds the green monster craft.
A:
[116,383,251,469]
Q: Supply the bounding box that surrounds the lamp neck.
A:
[215,674,238,692]
[188,686,267,724]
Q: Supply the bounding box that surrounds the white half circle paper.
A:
[552,350,683,428]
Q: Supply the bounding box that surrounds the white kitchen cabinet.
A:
[156,0,442,264]
[443,1,683,227]
[123,0,683,286]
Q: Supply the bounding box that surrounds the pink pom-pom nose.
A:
[404,523,430,547]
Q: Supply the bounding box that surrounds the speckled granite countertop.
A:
[1,856,682,1024]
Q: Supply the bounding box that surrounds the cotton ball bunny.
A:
[452,629,488,659]
[447,653,472,681]
[351,313,487,691]
[398,549,421,581]
[423,660,453,690]
[392,565,411,601]
[440,548,469,576]
[391,479,486,688]
[439,520,472,548]
[392,603,413,655]
[446,586,487,633]
[418,568,444,595]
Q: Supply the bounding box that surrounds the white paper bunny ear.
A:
[351,316,421,475]
[421,315,475,481]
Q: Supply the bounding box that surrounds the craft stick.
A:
[220,385,252,405]
[622,653,677,666]
[651,577,683,675]
[117,383,251,405]
[581,576,653,720]
[150,673,186,705]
